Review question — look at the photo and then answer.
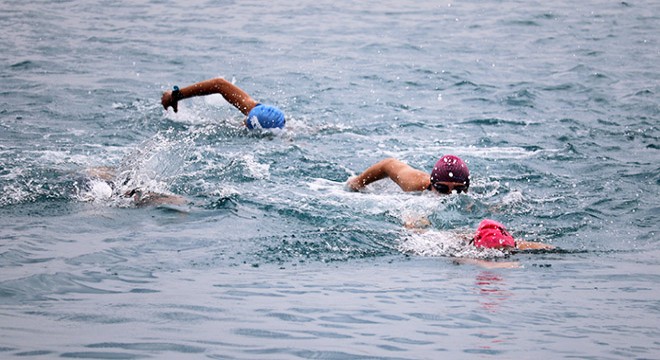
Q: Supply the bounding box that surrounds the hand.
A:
[345,176,363,192]
[161,91,179,113]
[403,216,431,230]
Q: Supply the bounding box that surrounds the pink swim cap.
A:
[430,155,470,185]
[473,219,516,249]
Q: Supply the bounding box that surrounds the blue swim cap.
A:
[246,104,285,129]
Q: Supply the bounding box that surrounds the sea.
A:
[1,0,659,359]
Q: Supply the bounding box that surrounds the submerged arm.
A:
[454,258,521,269]
[516,240,555,250]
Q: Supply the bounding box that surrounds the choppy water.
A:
[1,0,659,358]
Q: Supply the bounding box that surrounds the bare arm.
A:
[516,240,555,250]
[346,158,431,192]
[123,189,188,207]
[161,78,259,115]
[85,166,116,181]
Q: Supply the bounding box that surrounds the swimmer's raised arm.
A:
[346,158,430,192]
[161,77,259,115]
[161,76,285,129]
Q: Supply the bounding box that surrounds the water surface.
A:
[1,0,659,358]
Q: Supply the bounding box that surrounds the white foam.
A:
[38,150,91,166]
[239,153,270,180]
[307,178,439,222]
[208,185,240,198]
[501,190,526,206]
[203,93,230,107]
[0,183,31,207]
[76,179,113,203]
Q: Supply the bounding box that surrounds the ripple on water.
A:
[0,272,119,304]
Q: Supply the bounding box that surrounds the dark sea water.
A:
[1,0,659,358]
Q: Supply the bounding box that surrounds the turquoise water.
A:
[1,0,659,358]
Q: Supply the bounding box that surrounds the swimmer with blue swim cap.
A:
[161,77,285,129]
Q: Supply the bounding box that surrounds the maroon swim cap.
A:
[430,155,470,185]
[473,219,516,249]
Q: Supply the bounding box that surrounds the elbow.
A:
[380,158,398,166]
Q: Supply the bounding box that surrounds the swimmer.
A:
[346,155,469,194]
[161,77,285,129]
[405,218,553,251]
[402,219,554,268]
[82,167,187,208]
[455,219,554,268]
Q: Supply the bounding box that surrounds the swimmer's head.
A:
[245,104,285,129]
[472,219,516,249]
[429,155,470,194]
